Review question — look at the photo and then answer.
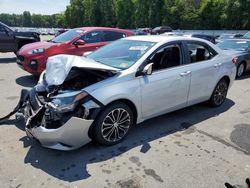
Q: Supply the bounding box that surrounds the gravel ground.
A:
[0,50,250,188]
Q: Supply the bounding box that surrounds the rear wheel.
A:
[236,62,245,78]
[93,102,134,145]
[209,79,229,107]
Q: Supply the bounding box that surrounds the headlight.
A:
[28,48,45,54]
[49,91,88,112]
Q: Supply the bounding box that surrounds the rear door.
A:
[183,41,220,105]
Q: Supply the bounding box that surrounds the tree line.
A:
[0,0,249,30]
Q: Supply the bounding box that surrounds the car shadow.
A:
[0,57,16,64]
[17,99,235,182]
[16,75,38,88]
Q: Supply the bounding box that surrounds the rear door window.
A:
[102,31,126,42]
[186,42,217,63]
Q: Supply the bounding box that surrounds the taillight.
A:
[232,57,238,64]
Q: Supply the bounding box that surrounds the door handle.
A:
[180,71,191,77]
[214,63,222,68]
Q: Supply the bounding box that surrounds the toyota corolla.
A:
[15,36,236,150]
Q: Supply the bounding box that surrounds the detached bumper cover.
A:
[26,117,93,151]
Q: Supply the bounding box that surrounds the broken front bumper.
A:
[26,117,93,151]
[23,88,95,151]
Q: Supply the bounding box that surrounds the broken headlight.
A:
[49,91,88,113]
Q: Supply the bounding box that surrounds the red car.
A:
[16,27,134,75]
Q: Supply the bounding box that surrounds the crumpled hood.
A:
[45,54,120,86]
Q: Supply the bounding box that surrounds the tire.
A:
[209,79,229,107]
[236,62,245,78]
[93,102,134,146]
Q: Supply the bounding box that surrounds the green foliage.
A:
[0,0,249,29]
[198,0,226,29]
[116,0,134,28]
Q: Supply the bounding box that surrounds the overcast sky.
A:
[0,0,70,15]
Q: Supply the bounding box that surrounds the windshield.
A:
[218,40,250,51]
[88,39,156,69]
[244,32,250,39]
[51,29,84,43]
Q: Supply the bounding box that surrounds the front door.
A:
[0,25,15,52]
[68,30,108,56]
[140,42,191,119]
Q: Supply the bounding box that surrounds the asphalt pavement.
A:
[0,52,250,188]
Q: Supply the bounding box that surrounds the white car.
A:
[18,36,236,150]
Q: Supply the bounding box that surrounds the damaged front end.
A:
[7,55,119,150]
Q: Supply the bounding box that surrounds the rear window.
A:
[103,31,126,42]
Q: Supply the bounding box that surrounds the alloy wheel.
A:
[101,108,131,142]
[213,81,228,106]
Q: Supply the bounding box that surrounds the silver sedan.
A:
[20,36,236,150]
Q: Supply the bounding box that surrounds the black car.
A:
[151,26,172,35]
[0,22,40,53]
[191,34,216,44]
[217,39,250,78]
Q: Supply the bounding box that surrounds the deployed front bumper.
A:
[23,89,94,151]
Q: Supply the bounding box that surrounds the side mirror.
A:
[75,39,85,46]
[142,63,153,75]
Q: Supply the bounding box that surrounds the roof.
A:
[123,35,210,43]
[75,27,133,33]
[221,39,250,42]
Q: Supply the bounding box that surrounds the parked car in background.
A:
[134,29,148,35]
[217,39,250,78]
[55,29,68,37]
[161,32,184,36]
[20,36,236,150]
[162,33,216,44]
[191,34,216,44]
[16,27,134,75]
[243,31,250,39]
[216,33,243,43]
[139,28,152,34]
[0,22,40,53]
[151,26,172,35]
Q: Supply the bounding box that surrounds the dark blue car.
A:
[217,39,250,78]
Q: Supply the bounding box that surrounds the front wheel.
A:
[93,102,134,145]
[236,62,245,78]
[209,79,229,107]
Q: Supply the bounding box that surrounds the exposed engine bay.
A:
[29,66,114,130]
[0,55,119,150]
